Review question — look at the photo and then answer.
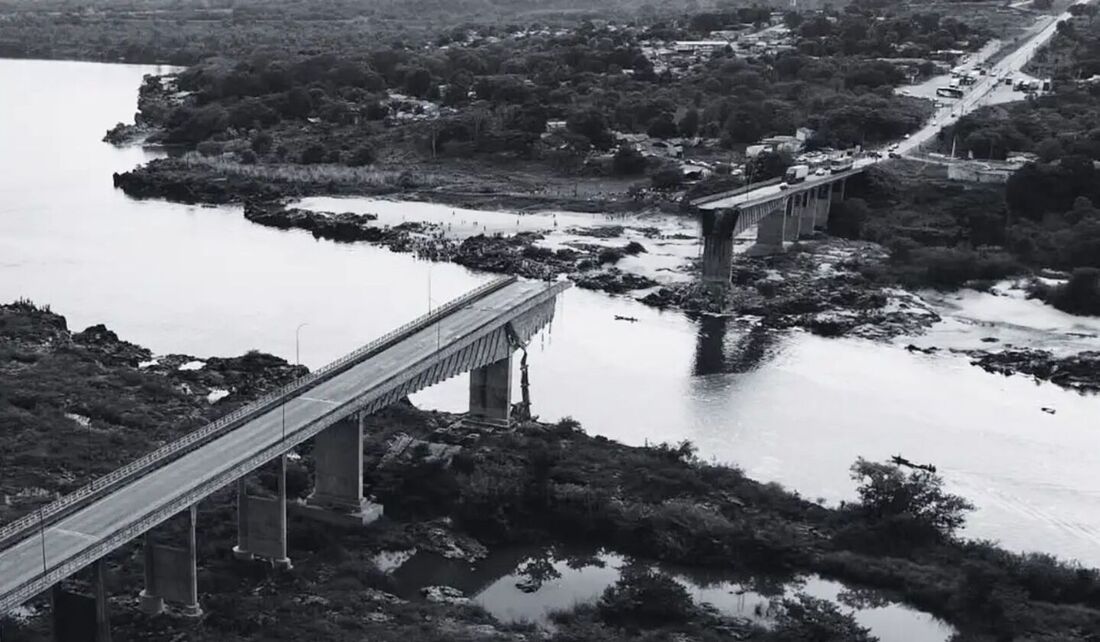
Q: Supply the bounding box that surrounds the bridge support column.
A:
[783,195,800,242]
[50,560,111,642]
[302,414,383,526]
[753,208,786,254]
[469,356,512,426]
[799,190,817,237]
[140,505,201,618]
[233,456,292,568]
[818,185,833,229]
[700,209,738,283]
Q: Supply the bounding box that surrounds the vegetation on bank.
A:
[4,303,1100,640]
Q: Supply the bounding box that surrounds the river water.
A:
[2,59,1100,574]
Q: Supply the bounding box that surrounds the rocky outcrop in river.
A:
[968,348,1100,392]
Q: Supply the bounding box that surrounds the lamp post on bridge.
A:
[295,323,309,368]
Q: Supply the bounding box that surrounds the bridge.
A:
[690,164,867,282]
[0,276,569,637]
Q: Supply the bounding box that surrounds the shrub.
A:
[597,565,696,627]
[612,146,647,176]
[767,594,875,642]
[347,144,376,167]
[300,144,326,164]
[1045,268,1100,315]
[848,458,974,542]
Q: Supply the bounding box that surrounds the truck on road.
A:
[829,156,854,173]
[783,164,809,185]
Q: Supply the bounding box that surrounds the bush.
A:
[347,144,376,167]
[1045,268,1100,315]
[650,166,684,190]
[597,565,696,627]
[848,458,974,543]
[612,146,647,176]
[300,144,326,164]
[767,594,875,642]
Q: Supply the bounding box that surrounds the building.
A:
[673,40,731,55]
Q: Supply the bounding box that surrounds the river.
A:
[2,59,1099,575]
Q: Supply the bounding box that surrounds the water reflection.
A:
[385,545,954,641]
[693,316,779,376]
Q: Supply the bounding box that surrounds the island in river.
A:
[2,301,1100,641]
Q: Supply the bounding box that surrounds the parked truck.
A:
[783,164,809,185]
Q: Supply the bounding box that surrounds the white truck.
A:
[782,164,809,186]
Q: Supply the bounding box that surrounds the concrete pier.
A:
[783,195,800,242]
[233,457,291,568]
[700,209,738,283]
[50,560,111,642]
[753,207,786,253]
[799,190,817,237]
[140,505,200,617]
[303,414,383,526]
[469,356,512,425]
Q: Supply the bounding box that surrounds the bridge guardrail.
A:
[0,275,517,551]
[689,177,783,207]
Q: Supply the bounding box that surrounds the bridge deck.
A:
[0,278,565,613]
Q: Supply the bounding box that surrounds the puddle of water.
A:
[384,546,954,641]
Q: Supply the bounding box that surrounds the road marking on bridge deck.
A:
[300,396,340,406]
[53,527,97,543]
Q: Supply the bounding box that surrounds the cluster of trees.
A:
[146,9,933,169]
[792,9,985,58]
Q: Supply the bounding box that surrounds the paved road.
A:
[701,7,1081,212]
[0,278,562,613]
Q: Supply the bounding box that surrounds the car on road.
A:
[867,151,883,158]
[779,181,790,190]
[888,143,899,151]
[888,152,901,159]
[815,168,828,176]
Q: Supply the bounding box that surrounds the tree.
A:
[678,109,700,138]
[403,67,433,98]
[849,458,974,540]
[747,150,793,181]
[647,112,678,139]
[651,165,684,189]
[612,146,647,175]
[567,108,613,150]
[250,131,273,155]
[597,565,695,628]
[300,144,326,164]
[347,144,376,167]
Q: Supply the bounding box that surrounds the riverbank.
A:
[3,302,1100,640]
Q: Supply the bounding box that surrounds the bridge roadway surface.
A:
[698,3,1086,213]
[0,277,562,613]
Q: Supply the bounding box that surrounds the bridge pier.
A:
[469,355,512,426]
[817,185,833,229]
[233,456,292,568]
[700,209,738,283]
[752,207,786,254]
[49,559,111,642]
[783,196,800,242]
[140,505,201,617]
[799,190,817,237]
[302,414,383,526]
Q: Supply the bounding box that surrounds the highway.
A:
[700,6,1082,212]
[0,278,566,614]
